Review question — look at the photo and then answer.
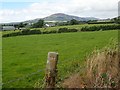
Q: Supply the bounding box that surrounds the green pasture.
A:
[2,24,114,35]
[2,30,118,88]
[0,31,2,89]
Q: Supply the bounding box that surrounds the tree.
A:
[13,23,27,30]
[32,19,44,28]
[70,19,79,25]
[13,24,19,30]
[113,16,120,24]
[18,23,27,28]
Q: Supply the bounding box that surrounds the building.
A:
[45,23,55,27]
[2,26,15,31]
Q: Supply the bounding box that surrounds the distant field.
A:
[2,24,114,35]
[2,30,118,88]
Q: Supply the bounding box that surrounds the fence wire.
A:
[1,54,82,87]
[2,69,44,86]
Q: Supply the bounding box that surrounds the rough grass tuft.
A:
[63,40,120,88]
[86,42,119,88]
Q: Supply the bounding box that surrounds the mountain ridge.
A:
[43,13,99,21]
[24,13,99,24]
[1,13,100,24]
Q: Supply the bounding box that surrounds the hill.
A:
[24,13,99,24]
[43,13,99,22]
[1,13,119,25]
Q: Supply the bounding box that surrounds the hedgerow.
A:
[81,24,120,31]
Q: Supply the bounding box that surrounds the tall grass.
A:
[62,40,119,88]
[86,40,119,88]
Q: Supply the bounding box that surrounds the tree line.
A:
[1,16,120,29]
[2,24,120,37]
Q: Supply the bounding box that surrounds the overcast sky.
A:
[0,0,119,23]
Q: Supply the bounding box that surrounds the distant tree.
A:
[87,20,98,24]
[18,23,28,30]
[70,19,79,25]
[113,16,120,24]
[32,19,44,28]
[55,22,69,26]
[13,24,19,30]
[18,23,27,28]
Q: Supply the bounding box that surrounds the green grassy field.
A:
[2,30,118,88]
[2,24,114,35]
[0,31,2,89]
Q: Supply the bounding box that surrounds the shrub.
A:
[22,29,30,35]
[58,28,78,33]
[42,30,50,34]
[2,32,21,37]
[21,29,41,35]
[68,29,78,32]
[2,29,41,37]
[49,30,57,34]
[2,34,10,37]
[81,25,120,31]
[58,28,68,33]
[29,30,41,34]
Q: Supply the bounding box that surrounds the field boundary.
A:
[2,24,120,38]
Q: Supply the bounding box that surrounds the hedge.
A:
[58,28,78,33]
[2,29,41,37]
[81,25,120,31]
[2,25,119,37]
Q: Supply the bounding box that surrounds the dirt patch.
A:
[62,74,86,88]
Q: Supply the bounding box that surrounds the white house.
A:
[45,23,55,27]
[45,24,50,27]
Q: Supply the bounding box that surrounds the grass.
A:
[62,40,119,88]
[2,30,118,88]
[0,31,2,89]
[85,41,119,88]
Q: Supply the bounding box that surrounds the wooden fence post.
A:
[45,52,58,88]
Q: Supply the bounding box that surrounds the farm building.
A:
[0,26,2,31]
[2,26,15,31]
[45,23,55,27]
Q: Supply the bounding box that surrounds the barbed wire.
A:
[58,55,81,65]
[2,69,44,86]
[1,54,82,86]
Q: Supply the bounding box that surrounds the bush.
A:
[21,29,41,35]
[58,28,68,33]
[81,25,120,31]
[49,30,57,34]
[2,32,21,37]
[22,29,30,35]
[2,29,41,37]
[29,30,41,34]
[32,19,44,28]
[41,29,57,34]
[58,28,78,33]
[42,30,50,34]
[68,29,78,32]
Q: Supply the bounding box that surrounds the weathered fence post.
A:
[45,52,58,88]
